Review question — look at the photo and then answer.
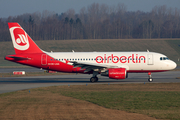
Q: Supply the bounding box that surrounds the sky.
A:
[0,0,180,18]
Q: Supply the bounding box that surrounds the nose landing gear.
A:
[148,72,153,82]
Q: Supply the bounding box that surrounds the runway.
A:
[0,67,43,73]
[0,70,180,94]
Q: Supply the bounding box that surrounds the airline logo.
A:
[9,26,29,50]
[96,54,146,63]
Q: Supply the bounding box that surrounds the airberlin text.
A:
[95,54,146,64]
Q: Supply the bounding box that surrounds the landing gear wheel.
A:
[90,77,96,83]
[148,78,153,82]
[148,72,153,82]
[95,77,98,82]
[90,77,98,83]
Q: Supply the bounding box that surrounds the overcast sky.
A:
[0,0,180,18]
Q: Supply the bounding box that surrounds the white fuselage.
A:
[46,51,177,72]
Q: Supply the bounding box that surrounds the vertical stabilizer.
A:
[8,23,42,54]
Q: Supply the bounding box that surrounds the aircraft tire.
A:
[90,77,96,83]
[90,77,98,83]
[95,77,98,82]
[148,78,153,82]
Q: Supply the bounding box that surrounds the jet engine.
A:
[101,68,127,79]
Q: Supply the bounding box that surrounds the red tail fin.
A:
[8,23,42,54]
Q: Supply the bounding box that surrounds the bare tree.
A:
[1,4,180,41]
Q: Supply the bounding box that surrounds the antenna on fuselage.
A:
[72,50,74,53]
[147,49,149,52]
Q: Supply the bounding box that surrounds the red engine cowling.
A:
[108,68,126,79]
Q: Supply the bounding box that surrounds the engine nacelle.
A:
[101,68,127,79]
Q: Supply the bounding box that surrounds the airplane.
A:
[5,22,177,82]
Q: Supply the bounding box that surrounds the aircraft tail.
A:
[8,23,43,54]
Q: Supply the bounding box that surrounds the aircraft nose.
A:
[170,60,177,70]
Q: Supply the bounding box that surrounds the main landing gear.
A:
[148,72,153,82]
[90,76,98,83]
[90,71,99,83]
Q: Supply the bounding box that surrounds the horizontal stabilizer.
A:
[5,55,30,60]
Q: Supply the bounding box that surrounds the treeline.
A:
[1,3,180,41]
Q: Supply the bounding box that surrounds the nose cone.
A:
[170,60,177,70]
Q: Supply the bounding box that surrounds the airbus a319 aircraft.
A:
[5,23,177,82]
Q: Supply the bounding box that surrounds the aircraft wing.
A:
[70,61,119,72]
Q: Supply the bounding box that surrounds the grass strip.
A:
[0,83,180,119]
[55,84,180,120]
[61,91,180,119]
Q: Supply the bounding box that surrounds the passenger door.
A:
[41,54,47,65]
[147,54,153,65]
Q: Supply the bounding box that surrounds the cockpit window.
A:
[160,57,169,60]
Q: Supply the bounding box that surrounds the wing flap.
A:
[70,61,118,73]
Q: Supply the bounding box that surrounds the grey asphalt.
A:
[0,70,180,94]
[0,67,44,73]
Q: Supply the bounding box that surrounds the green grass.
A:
[52,83,180,120]
[166,40,180,54]
[1,39,180,66]
[0,91,17,97]
[67,91,180,120]
[166,40,180,64]
[61,91,180,112]
[1,83,180,119]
